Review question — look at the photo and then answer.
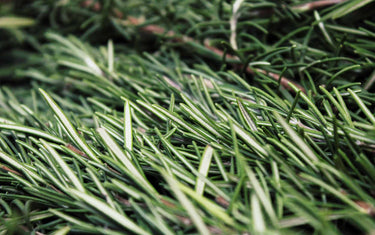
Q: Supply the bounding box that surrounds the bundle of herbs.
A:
[1,0,375,234]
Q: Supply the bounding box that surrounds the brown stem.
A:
[1,165,22,176]
[355,201,375,216]
[84,3,306,93]
[66,144,89,159]
[215,195,230,208]
[138,18,306,93]
[203,40,306,93]
[49,184,64,194]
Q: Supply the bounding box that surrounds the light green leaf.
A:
[68,189,151,235]
[39,89,100,163]
[195,145,214,195]
[0,16,35,28]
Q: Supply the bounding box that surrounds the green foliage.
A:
[1,0,375,234]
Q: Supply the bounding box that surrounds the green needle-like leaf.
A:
[195,145,214,195]
[161,170,210,235]
[40,139,85,192]
[39,89,101,163]
[68,189,151,235]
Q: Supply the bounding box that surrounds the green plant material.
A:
[161,170,210,235]
[324,0,375,19]
[0,16,35,28]
[195,145,214,196]
[1,0,375,234]
[39,89,100,163]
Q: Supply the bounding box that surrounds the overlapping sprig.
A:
[1,0,375,234]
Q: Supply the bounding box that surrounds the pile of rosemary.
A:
[1,0,374,234]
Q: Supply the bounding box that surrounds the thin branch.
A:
[1,165,22,176]
[80,2,307,93]
[124,16,306,93]
[291,0,348,13]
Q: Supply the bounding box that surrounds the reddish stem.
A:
[1,165,22,176]
[84,3,308,93]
